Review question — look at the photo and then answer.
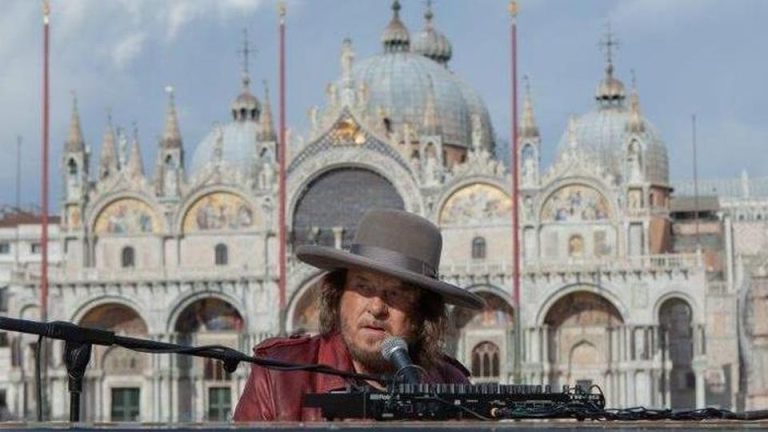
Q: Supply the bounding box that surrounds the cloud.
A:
[167,0,269,41]
[112,32,147,69]
[608,0,717,34]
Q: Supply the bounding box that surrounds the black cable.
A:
[115,338,390,385]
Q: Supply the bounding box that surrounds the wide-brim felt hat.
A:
[296,209,485,310]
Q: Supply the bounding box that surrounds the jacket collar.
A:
[315,332,357,393]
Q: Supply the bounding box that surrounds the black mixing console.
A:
[303,383,606,421]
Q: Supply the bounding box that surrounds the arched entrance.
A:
[173,297,244,422]
[544,291,623,390]
[78,303,148,422]
[659,298,695,409]
[454,290,514,383]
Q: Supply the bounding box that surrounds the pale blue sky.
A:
[1,0,766,210]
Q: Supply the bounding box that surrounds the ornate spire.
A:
[340,38,357,107]
[126,123,144,177]
[381,0,410,53]
[98,111,118,179]
[412,0,453,65]
[567,115,579,149]
[161,86,182,148]
[66,92,85,152]
[232,29,261,121]
[595,25,626,106]
[422,77,440,135]
[626,71,645,133]
[260,81,276,141]
[520,76,539,138]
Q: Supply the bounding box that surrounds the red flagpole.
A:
[41,0,50,324]
[508,1,522,384]
[278,1,287,333]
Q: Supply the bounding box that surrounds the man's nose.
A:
[367,294,388,316]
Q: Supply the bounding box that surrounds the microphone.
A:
[380,336,422,384]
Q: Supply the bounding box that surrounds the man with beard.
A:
[233,209,485,421]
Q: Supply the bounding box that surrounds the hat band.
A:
[349,244,437,279]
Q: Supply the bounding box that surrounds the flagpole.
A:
[508,0,523,385]
[277,0,288,334]
[39,0,51,420]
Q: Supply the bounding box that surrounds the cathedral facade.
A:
[0,0,759,422]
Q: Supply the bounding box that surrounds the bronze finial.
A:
[42,0,50,24]
[508,1,519,18]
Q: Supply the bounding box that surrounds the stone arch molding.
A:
[174,186,262,234]
[69,295,148,328]
[652,291,702,326]
[286,271,326,334]
[535,282,629,327]
[466,284,514,304]
[286,148,423,227]
[165,290,248,334]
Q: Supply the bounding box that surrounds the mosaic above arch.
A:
[94,198,159,235]
[182,192,259,233]
[439,184,512,225]
[541,184,611,223]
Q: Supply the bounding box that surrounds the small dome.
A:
[412,6,452,65]
[594,64,625,106]
[190,121,262,176]
[231,76,261,122]
[556,103,669,185]
[381,0,410,53]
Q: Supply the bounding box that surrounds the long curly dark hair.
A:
[318,269,448,368]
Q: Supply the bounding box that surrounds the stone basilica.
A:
[1,0,766,423]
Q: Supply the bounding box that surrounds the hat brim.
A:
[296,245,485,310]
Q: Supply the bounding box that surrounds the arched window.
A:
[472,237,486,260]
[67,159,78,176]
[215,244,228,266]
[121,246,135,268]
[471,342,500,378]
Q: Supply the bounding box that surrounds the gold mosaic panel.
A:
[541,185,611,222]
[182,192,259,233]
[94,198,158,234]
[439,184,512,225]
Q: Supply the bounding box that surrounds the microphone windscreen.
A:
[380,336,408,361]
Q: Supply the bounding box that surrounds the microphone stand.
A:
[0,316,389,422]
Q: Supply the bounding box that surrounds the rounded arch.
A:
[166,291,246,334]
[535,283,628,327]
[77,302,148,335]
[455,285,515,329]
[290,165,406,248]
[70,295,147,329]
[286,147,424,227]
[652,291,701,326]
[470,340,501,378]
[286,272,326,335]
[19,303,40,321]
[569,340,601,367]
[88,194,163,235]
[175,187,261,234]
[543,290,624,328]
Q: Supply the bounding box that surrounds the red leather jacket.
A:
[233,332,471,422]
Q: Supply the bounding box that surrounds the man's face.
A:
[339,268,421,373]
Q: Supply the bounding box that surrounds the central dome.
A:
[343,51,494,152]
